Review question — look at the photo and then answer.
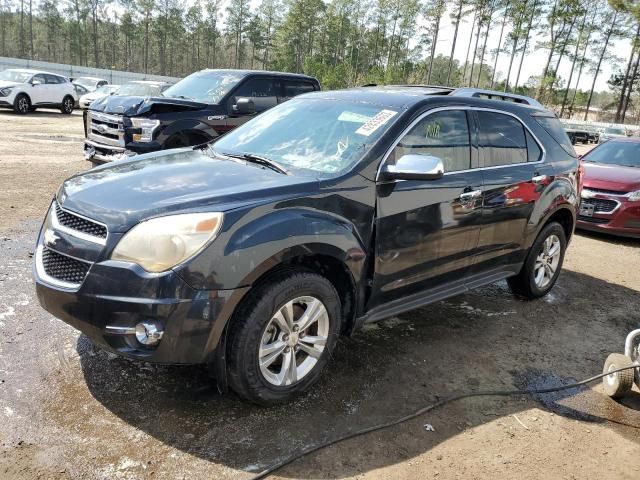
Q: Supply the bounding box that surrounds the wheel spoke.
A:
[276,349,297,385]
[259,340,286,358]
[272,311,292,334]
[535,266,545,286]
[299,335,326,347]
[296,298,324,332]
[298,342,323,359]
[259,342,286,369]
[548,241,560,257]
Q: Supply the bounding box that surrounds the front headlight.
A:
[111,212,223,272]
[628,190,640,201]
[130,118,160,142]
[0,87,13,97]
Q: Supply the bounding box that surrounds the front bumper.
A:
[577,196,640,239]
[34,203,249,364]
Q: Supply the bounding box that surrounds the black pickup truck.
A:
[84,69,320,165]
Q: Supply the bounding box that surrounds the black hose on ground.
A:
[248,365,639,480]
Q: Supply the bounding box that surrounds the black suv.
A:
[35,86,579,404]
[84,69,320,165]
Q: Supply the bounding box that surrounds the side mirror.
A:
[381,154,445,181]
[232,97,256,116]
[31,79,42,86]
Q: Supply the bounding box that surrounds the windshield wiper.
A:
[222,152,290,175]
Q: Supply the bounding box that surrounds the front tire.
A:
[13,94,30,114]
[227,272,341,405]
[508,222,567,299]
[60,95,74,114]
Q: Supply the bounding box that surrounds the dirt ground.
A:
[0,110,639,480]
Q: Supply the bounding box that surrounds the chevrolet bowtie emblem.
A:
[44,229,60,247]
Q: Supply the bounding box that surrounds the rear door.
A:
[471,109,546,272]
[370,108,484,309]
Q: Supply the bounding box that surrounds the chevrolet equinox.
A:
[34,86,580,404]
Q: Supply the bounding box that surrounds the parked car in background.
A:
[36,87,579,404]
[0,68,77,114]
[600,126,628,143]
[584,125,600,144]
[577,138,640,238]
[83,69,320,165]
[73,76,108,92]
[562,122,590,144]
[79,84,120,109]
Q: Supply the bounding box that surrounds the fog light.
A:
[135,321,164,346]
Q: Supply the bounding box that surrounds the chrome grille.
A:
[87,111,125,147]
[41,247,90,284]
[55,203,107,239]
[580,198,619,213]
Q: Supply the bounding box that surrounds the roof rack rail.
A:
[451,88,544,108]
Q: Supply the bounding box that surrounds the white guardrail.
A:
[559,118,640,132]
[0,56,180,85]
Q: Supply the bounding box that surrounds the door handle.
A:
[460,190,482,201]
[531,174,548,184]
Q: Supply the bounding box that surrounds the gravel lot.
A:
[0,110,639,480]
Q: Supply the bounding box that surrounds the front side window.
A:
[233,77,278,112]
[32,74,46,85]
[389,110,471,173]
[212,98,398,176]
[478,111,527,167]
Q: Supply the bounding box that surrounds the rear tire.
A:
[13,94,30,114]
[508,222,567,299]
[602,353,635,398]
[60,95,74,114]
[227,272,341,405]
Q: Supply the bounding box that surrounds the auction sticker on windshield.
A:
[355,109,398,136]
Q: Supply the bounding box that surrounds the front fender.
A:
[158,118,217,144]
[176,207,368,291]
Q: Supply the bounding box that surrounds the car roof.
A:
[197,68,318,82]
[300,86,550,114]
[7,68,62,76]
[126,80,171,85]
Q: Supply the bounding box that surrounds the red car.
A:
[577,138,640,238]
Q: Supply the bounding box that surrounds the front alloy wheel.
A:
[227,272,341,405]
[533,234,561,289]
[259,296,330,386]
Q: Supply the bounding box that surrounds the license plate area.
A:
[579,202,595,217]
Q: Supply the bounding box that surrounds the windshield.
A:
[116,83,162,96]
[605,127,626,135]
[162,71,243,103]
[583,141,640,168]
[212,98,399,176]
[0,70,32,83]
[95,85,117,94]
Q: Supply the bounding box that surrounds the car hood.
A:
[582,162,640,192]
[57,148,319,232]
[89,95,209,116]
[0,80,20,89]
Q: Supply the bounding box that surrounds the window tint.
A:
[282,80,316,99]
[44,74,61,84]
[390,110,471,172]
[234,77,278,112]
[235,78,277,98]
[526,131,542,162]
[477,111,527,166]
[533,115,577,157]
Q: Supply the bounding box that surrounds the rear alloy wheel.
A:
[227,272,341,405]
[60,96,74,114]
[13,94,30,114]
[508,222,567,299]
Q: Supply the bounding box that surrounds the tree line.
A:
[0,0,639,122]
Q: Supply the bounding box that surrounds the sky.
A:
[428,6,629,92]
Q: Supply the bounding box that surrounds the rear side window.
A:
[44,74,61,84]
[283,80,316,98]
[533,115,577,157]
[390,110,472,172]
[526,131,542,162]
[477,111,527,166]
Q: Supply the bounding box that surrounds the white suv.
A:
[0,69,78,114]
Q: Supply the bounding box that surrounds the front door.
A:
[370,109,484,309]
